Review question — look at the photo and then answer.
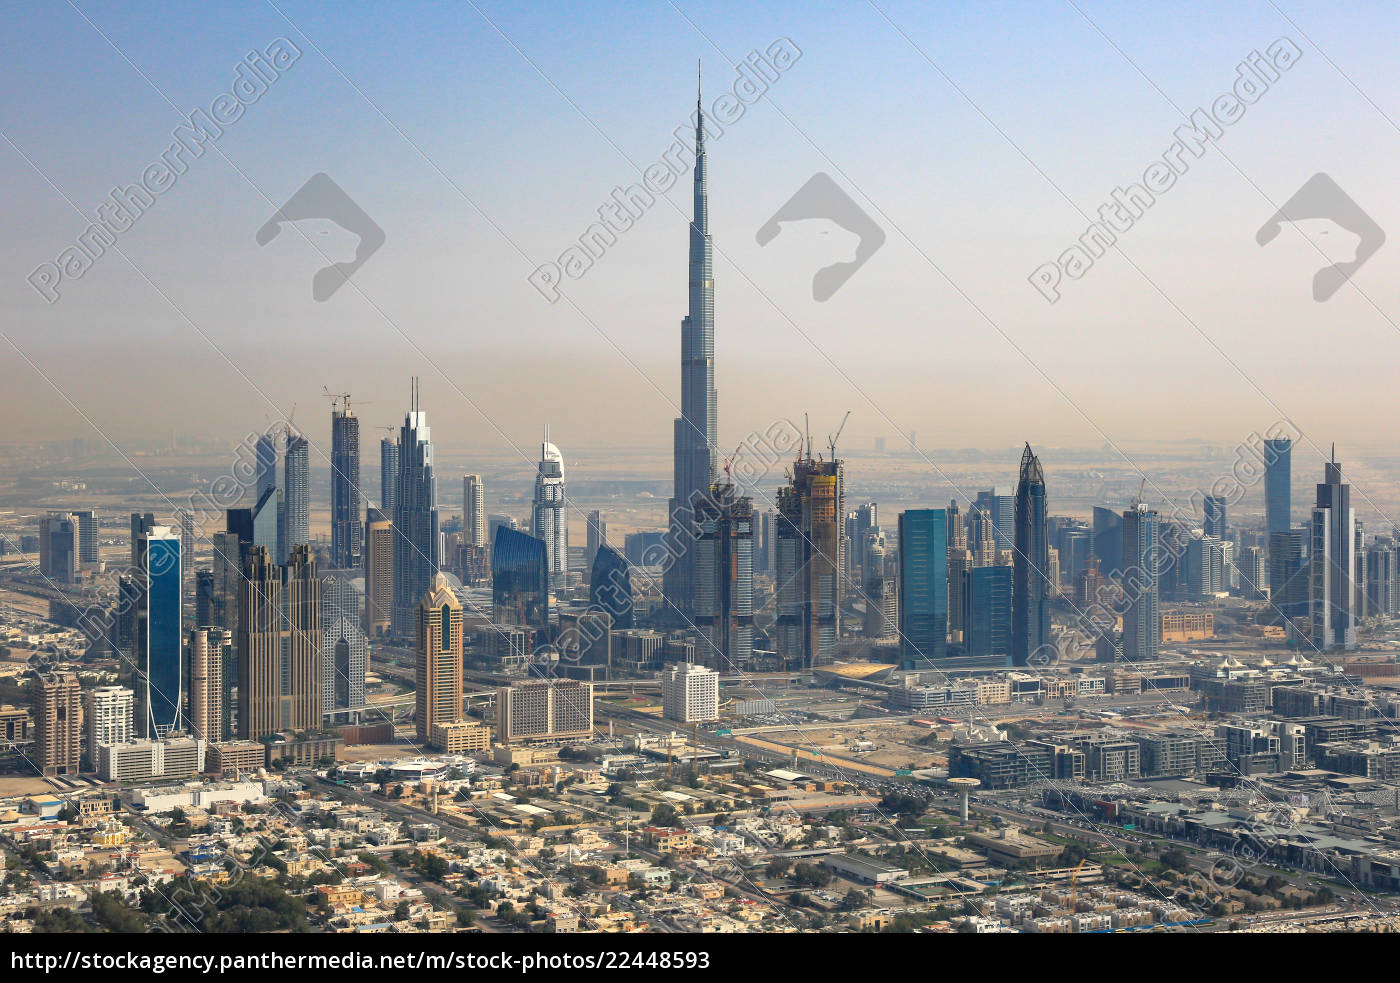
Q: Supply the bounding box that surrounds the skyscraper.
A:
[321,571,367,723]
[1265,437,1292,537]
[463,474,486,548]
[1092,506,1124,578]
[693,482,754,669]
[1121,504,1160,663]
[280,432,309,564]
[532,438,568,588]
[330,402,363,570]
[380,437,399,513]
[773,453,844,668]
[1269,529,1308,621]
[1203,495,1228,540]
[897,509,948,668]
[72,509,98,575]
[256,432,277,503]
[493,527,550,629]
[964,565,1012,660]
[391,379,439,636]
[590,544,634,630]
[585,509,606,569]
[136,526,182,739]
[31,673,81,777]
[1311,451,1357,650]
[363,507,393,638]
[39,512,80,584]
[664,76,718,620]
[237,545,321,739]
[1012,444,1050,666]
[417,573,463,747]
[86,685,134,752]
[975,488,1015,551]
[187,627,229,742]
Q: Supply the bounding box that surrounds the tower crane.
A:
[827,410,851,461]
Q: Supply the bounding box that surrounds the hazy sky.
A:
[4,0,1400,480]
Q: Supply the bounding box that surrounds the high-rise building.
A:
[72,509,98,574]
[1238,545,1269,600]
[330,403,363,570]
[773,454,844,668]
[1092,506,1124,578]
[1265,437,1292,537]
[585,510,606,569]
[661,662,720,723]
[237,545,321,739]
[321,571,367,723]
[1012,444,1050,666]
[187,627,229,742]
[31,673,81,777]
[210,529,242,632]
[693,482,754,669]
[1203,495,1228,540]
[363,507,393,637]
[532,439,568,587]
[86,685,134,753]
[1185,533,1226,598]
[391,379,439,636]
[463,474,486,548]
[946,545,971,643]
[865,532,897,639]
[256,433,277,503]
[279,433,309,564]
[380,437,399,513]
[664,79,719,621]
[1311,452,1357,650]
[195,569,215,627]
[178,509,195,603]
[969,506,996,567]
[39,512,80,584]
[975,488,1015,551]
[590,544,634,630]
[897,509,948,668]
[963,565,1012,660]
[492,527,550,628]
[1121,504,1160,663]
[1269,529,1308,621]
[416,573,463,747]
[496,679,594,742]
[1367,541,1399,617]
[136,526,182,739]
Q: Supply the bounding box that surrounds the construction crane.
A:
[322,386,373,417]
[827,410,851,461]
[1068,857,1087,911]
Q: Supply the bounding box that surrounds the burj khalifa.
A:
[664,73,718,619]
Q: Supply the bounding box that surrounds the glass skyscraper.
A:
[964,565,1011,660]
[1121,504,1160,663]
[590,544,634,630]
[280,432,309,563]
[391,379,439,636]
[897,508,948,668]
[1012,444,1050,666]
[330,403,363,570]
[493,526,549,629]
[532,439,568,589]
[1265,437,1292,537]
[380,437,399,513]
[1311,453,1356,650]
[139,526,182,738]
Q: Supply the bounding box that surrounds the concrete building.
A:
[32,673,82,777]
[97,737,206,784]
[496,679,593,743]
[86,685,134,755]
[661,662,720,724]
[417,573,464,748]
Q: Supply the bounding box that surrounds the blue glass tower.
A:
[140,527,183,738]
[493,526,550,629]
[964,565,1012,661]
[1012,444,1050,665]
[897,509,947,667]
[1265,437,1291,537]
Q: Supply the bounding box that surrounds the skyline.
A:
[4,2,1400,459]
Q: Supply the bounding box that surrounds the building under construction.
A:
[773,446,844,669]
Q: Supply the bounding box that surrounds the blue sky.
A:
[3,0,1400,461]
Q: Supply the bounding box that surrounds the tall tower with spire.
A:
[665,67,718,619]
[1012,443,1050,665]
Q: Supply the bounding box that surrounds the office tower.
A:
[363,507,393,637]
[210,529,241,632]
[585,510,606,569]
[1047,547,1061,597]
[757,510,776,575]
[975,488,1015,551]
[693,483,754,669]
[1269,529,1308,620]
[661,662,720,723]
[31,673,81,777]
[1354,519,1367,622]
[1265,437,1292,537]
[865,532,896,639]
[237,545,320,739]
[177,509,195,601]
[463,474,486,548]
[130,512,156,569]
[590,544,634,630]
[133,526,182,739]
[255,432,278,502]
[379,437,399,513]
[72,509,98,574]
[969,506,996,567]
[897,509,948,668]
[330,402,363,570]
[86,685,134,753]
[1185,533,1225,598]
[391,379,440,636]
[1367,542,1399,617]
[195,569,215,626]
[853,502,878,576]
[1311,452,1357,650]
[1056,525,1091,592]
[492,527,550,628]
[945,500,966,552]
[279,432,309,564]
[1092,506,1124,578]
[664,78,719,621]
[1203,495,1227,540]
[532,438,568,588]
[1012,444,1050,666]
[39,512,80,584]
[321,571,366,723]
[946,545,972,643]
[187,627,229,742]
[416,573,463,747]
[963,565,1012,660]
[1239,545,1269,599]
[1121,504,1160,662]
[773,454,845,669]
[495,679,594,742]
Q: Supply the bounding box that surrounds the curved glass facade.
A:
[589,545,633,629]
[493,527,549,628]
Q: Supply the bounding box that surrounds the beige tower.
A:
[363,507,393,638]
[416,573,463,747]
[32,673,81,776]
